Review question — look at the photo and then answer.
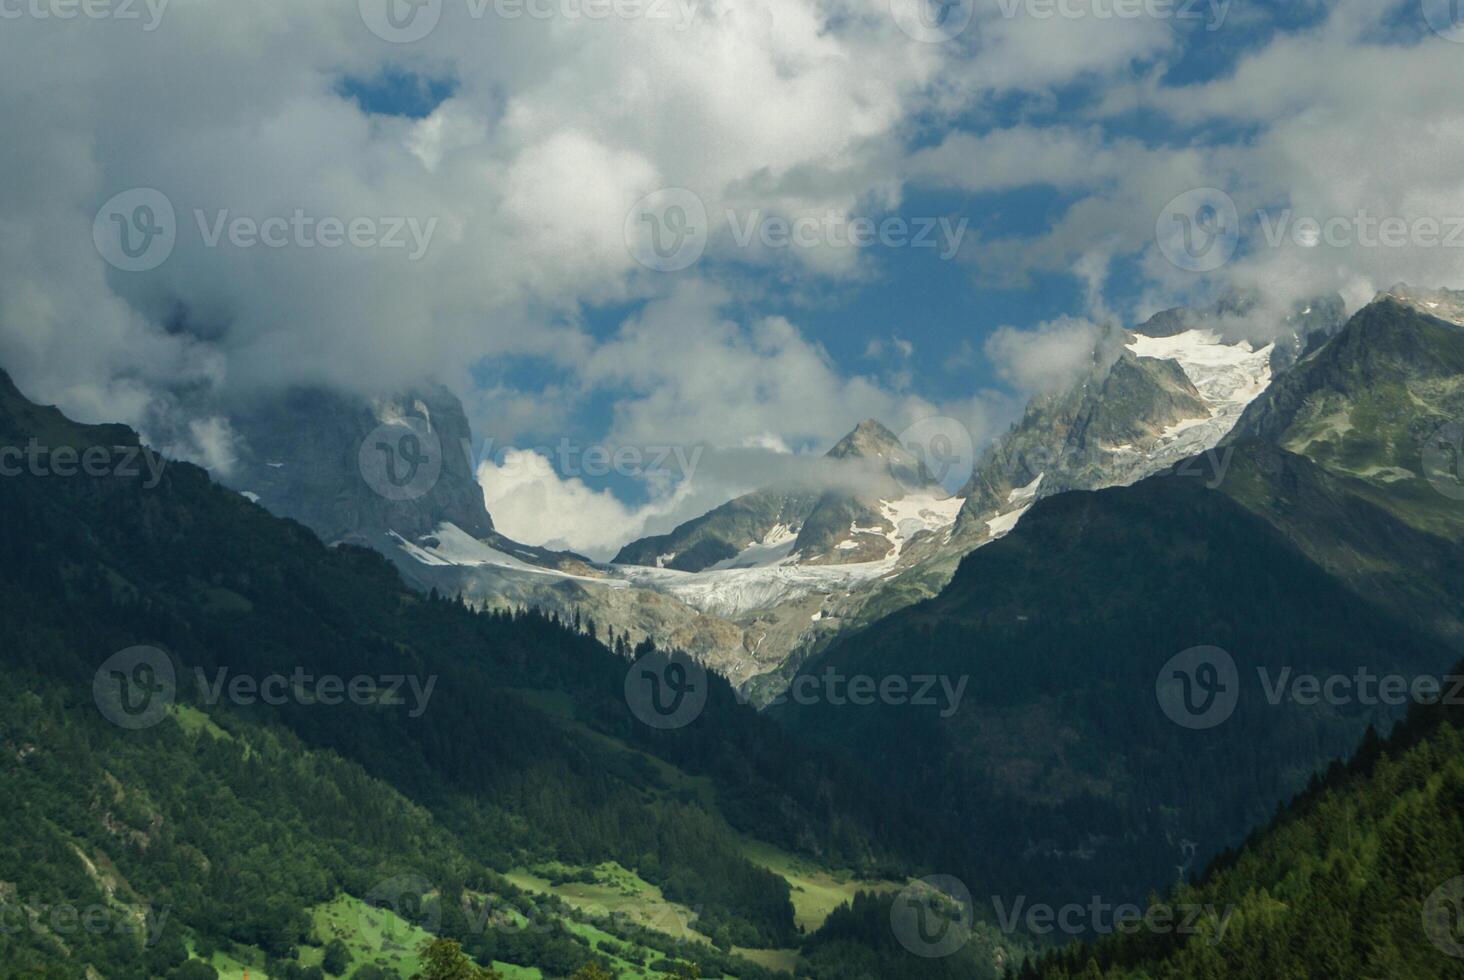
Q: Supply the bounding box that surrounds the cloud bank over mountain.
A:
[3,0,1463,551]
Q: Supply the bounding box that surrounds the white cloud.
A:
[478,448,697,559]
[984,316,1105,393]
[0,0,1200,466]
[578,280,945,450]
[9,0,1450,529]
[914,1,1464,326]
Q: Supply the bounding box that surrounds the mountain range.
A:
[211,295,1352,706]
[5,285,1463,978]
[777,288,1464,914]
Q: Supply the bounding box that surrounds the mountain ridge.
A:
[775,296,1464,918]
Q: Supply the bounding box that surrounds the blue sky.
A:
[335,0,1348,437]
[4,0,1463,553]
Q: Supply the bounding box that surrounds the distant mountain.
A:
[775,295,1464,915]
[211,297,1348,700]
[1228,289,1464,540]
[226,384,598,576]
[952,294,1346,547]
[613,487,822,572]
[0,365,929,979]
[423,297,1338,700]
[739,299,1341,702]
[229,384,492,543]
[614,419,946,572]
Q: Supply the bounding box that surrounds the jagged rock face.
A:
[822,418,935,490]
[947,298,1348,546]
[597,301,1334,697]
[1232,293,1464,449]
[1379,283,1464,326]
[953,341,1212,538]
[792,420,945,566]
[1227,294,1464,526]
[226,385,493,546]
[204,294,1365,697]
[791,493,897,565]
[612,490,821,572]
[614,418,945,572]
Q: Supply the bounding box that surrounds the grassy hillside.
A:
[1027,695,1464,979]
[0,368,927,978]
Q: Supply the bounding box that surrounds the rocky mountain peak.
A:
[225,383,494,547]
[827,418,901,456]
[1379,283,1464,326]
[825,418,938,493]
